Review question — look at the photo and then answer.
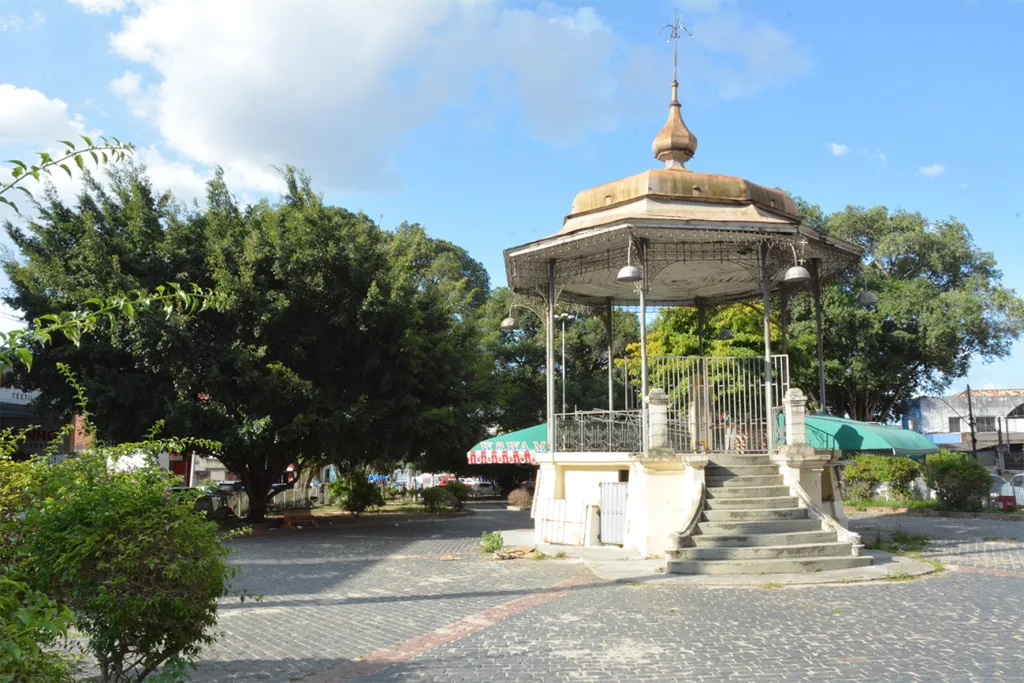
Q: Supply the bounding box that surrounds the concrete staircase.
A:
[666,454,872,575]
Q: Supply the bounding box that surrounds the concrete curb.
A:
[541,547,939,587]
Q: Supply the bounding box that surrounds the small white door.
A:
[599,482,628,545]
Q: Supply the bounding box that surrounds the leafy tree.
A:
[787,204,1024,421]
[4,166,491,520]
[478,288,639,432]
[641,203,1024,423]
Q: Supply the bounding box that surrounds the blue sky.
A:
[1,0,1022,394]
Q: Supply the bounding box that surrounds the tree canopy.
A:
[645,203,1024,422]
[3,166,491,519]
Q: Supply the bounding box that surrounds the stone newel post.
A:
[770,388,828,506]
[646,387,669,452]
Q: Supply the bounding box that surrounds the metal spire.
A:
[660,10,693,84]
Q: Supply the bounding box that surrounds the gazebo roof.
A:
[503,81,862,307]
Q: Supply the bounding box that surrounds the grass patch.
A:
[904,552,945,572]
[864,528,930,554]
[983,537,1006,542]
[883,571,916,582]
[758,582,783,589]
[830,608,845,614]
[531,551,548,561]
[554,551,567,559]
[624,580,643,587]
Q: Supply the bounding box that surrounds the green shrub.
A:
[842,458,879,500]
[843,455,921,500]
[0,578,76,682]
[17,454,238,682]
[422,486,462,512]
[480,531,504,554]
[329,473,385,515]
[444,480,473,502]
[924,451,991,511]
[507,488,533,508]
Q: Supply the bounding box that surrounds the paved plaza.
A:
[194,505,1024,682]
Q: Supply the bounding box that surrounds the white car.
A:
[471,482,500,497]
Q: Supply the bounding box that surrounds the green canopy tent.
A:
[467,424,547,465]
[801,414,939,462]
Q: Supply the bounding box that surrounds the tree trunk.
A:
[241,469,273,522]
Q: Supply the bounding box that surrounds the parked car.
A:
[471,482,500,497]
[1006,473,1024,506]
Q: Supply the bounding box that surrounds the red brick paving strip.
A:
[302,575,593,682]
[946,564,1024,579]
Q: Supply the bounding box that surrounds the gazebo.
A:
[502,68,871,573]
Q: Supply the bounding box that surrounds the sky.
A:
[1,0,1023,394]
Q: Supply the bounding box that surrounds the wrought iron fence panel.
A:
[555,410,643,453]
[622,354,789,454]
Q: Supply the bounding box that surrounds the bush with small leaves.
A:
[507,488,533,508]
[329,473,385,515]
[480,531,504,554]
[924,451,991,511]
[843,455,921,500]
[443,480,473,502]
[0,578,76,682]
[422,486,462,512]
[15,453,241,682]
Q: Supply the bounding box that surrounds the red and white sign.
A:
[466,449,537,465]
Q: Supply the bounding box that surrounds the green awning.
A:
[803,414,939,460]
[467,424,547,464]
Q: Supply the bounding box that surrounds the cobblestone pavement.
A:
[849,511,1024,573]
[192,506,1024,683]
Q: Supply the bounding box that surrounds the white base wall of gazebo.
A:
[532,450,696,557]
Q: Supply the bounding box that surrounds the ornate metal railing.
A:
[556,354,789,454]
[555,410,643,453]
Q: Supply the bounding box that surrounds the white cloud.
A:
[75,0,810,196]
[68,0,126,13]
[982,382,1005,391]
[1,11,45,32]
[827,143,849,157]
[0,85,87,149]
[960,182,968,190]
[919,163,945,177]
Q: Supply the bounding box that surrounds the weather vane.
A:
[659,11,694,83]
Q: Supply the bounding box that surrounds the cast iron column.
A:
[760,242,775,453]
[811,259,826,414]
[638,240,649,450]
[546,261,556,454]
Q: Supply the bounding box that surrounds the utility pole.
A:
[966,384,978,460]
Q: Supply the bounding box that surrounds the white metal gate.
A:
[599,482,628,545]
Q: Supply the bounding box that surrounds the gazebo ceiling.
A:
[503,80,862,307]
[504,222,860,307]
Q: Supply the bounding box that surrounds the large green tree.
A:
[642,203,1024,423]
[477,289,639,432]
[787,204,1024,421]
[4,166,490,519]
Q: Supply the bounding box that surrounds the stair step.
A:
[705,465,779,477]
[693,531,837,548]
[702,507,808,522]
[706,485,791,499]
[706,475,784,488]
[706,455,772,467]
[668,542,852,562]
[704,496,796,510]
[666,555,874,575]
[698,518,824,535]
